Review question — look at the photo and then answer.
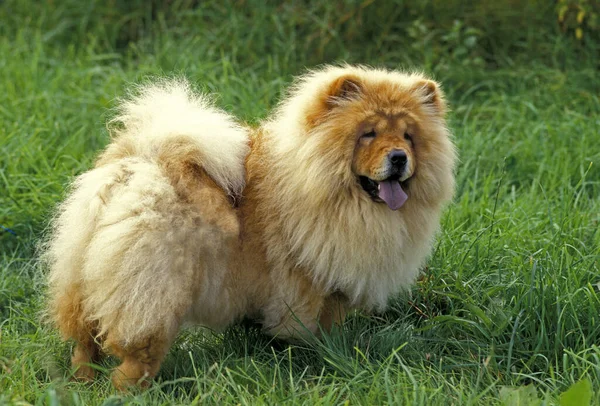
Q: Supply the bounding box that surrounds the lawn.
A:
[1,1,599,404]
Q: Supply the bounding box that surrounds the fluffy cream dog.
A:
[44,65,457,389]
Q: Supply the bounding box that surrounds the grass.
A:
[1,1,599,404]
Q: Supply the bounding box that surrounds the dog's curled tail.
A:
[99,79,250,197]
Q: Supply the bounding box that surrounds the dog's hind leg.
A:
[70,325,101,382]
[45,164,139,381]
[51,283,102,381]
[106,326,178,390]
[82,217,198,390]
[78,160,237,390]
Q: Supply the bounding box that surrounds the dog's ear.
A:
[412,79,446,116]
[325,75,362,108]
[305,74,363,127]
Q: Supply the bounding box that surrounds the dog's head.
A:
[275,66,456,210]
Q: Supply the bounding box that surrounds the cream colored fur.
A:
[44,66,456,388]
[108,80,249,195]
[261,66,455,310]
[45,81,249,346]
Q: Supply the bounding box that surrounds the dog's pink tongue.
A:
[378,180,408,210]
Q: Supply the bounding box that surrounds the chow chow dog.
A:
[44,65,457,389]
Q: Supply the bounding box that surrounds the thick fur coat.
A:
[44,66,457,389]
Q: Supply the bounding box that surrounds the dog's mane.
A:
[253,66,456,309]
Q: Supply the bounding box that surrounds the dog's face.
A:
[299,69,453,211]
[351,107,417,210]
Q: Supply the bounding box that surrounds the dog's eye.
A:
[362,130,376,139]
[404,133,413,142]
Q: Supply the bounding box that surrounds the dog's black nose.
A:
[389,150,407,173]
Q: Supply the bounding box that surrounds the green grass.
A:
[1,1,599,404]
